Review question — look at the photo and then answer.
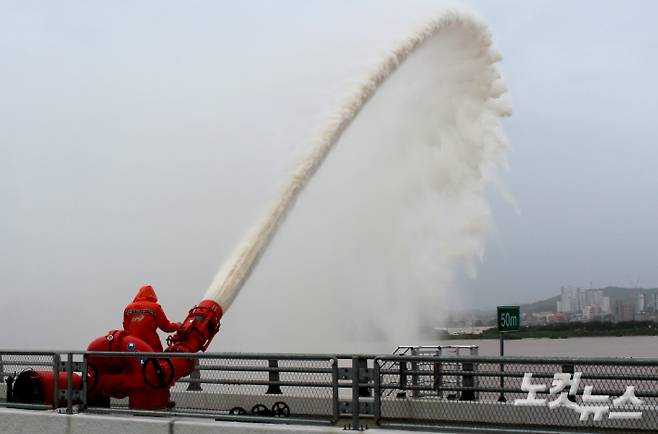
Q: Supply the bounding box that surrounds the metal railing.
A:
[374,355,658,432]
[2,349,658,432]
[383,345,478,398]
[82,351,339,425]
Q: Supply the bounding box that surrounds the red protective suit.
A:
[123,285,180,352]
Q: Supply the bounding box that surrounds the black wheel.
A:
[142,357,175,389]
[229,406,247,415]
[271,401,290,417]
[251,403,271,416]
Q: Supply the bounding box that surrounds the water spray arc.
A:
[204,10,510,315]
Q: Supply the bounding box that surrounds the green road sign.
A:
[497,305,520,332]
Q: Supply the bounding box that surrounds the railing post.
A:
[410,348,419,398]
[357,357,370,397]
[460,361,475,401]
[266,359,282,394]
[398,360,408,398]
[432,361,442,397]
[66,353,73,414]
[498,340,506,402]
[331,357,339,424]
[351,357,360,429]
[433,348,443,398]
[52,353,61,409]
[186,359,202,391]
[81,355,88,411]
[471,346,479,401]
[373,358,381,424]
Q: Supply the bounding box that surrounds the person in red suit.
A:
[123,285,181,352]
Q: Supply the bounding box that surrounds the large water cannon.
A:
[11,299,224,410]
[86,299,223,409]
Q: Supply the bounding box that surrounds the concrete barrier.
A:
[0,409,170,434]
[3,406,650,434]
[0,408,416,434]
[379,398,658,431]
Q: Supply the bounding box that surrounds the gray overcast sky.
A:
[463,0,658,306]
[1,1,657,349]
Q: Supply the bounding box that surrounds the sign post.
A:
[497,305,520,402]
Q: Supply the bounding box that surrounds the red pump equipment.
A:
[12,299,223,410]
[87,299,223,409]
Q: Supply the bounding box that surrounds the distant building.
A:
[636,293,645,315]
[582,305,593,321]
[547,312,568,323]
[578,289,587,312]
[558,286,585,314]
[647,293,658,312]
[587,290,604,307]
[556,287,656,322]
[558,287,572,313]
[602,296,611,314]
[613,300,635,322]
[613,301,622,322]
[589,304,603,321]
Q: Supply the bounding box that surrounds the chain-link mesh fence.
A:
[374,355,658,432]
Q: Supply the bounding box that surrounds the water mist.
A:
[204,9,510,352]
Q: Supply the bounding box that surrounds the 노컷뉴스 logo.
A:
[514,372,643,421]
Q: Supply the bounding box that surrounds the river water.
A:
[324,336,658,358]
[422,336,658,358]
[441,336,658,358]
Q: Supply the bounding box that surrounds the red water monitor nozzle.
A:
[166,300,223,353]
